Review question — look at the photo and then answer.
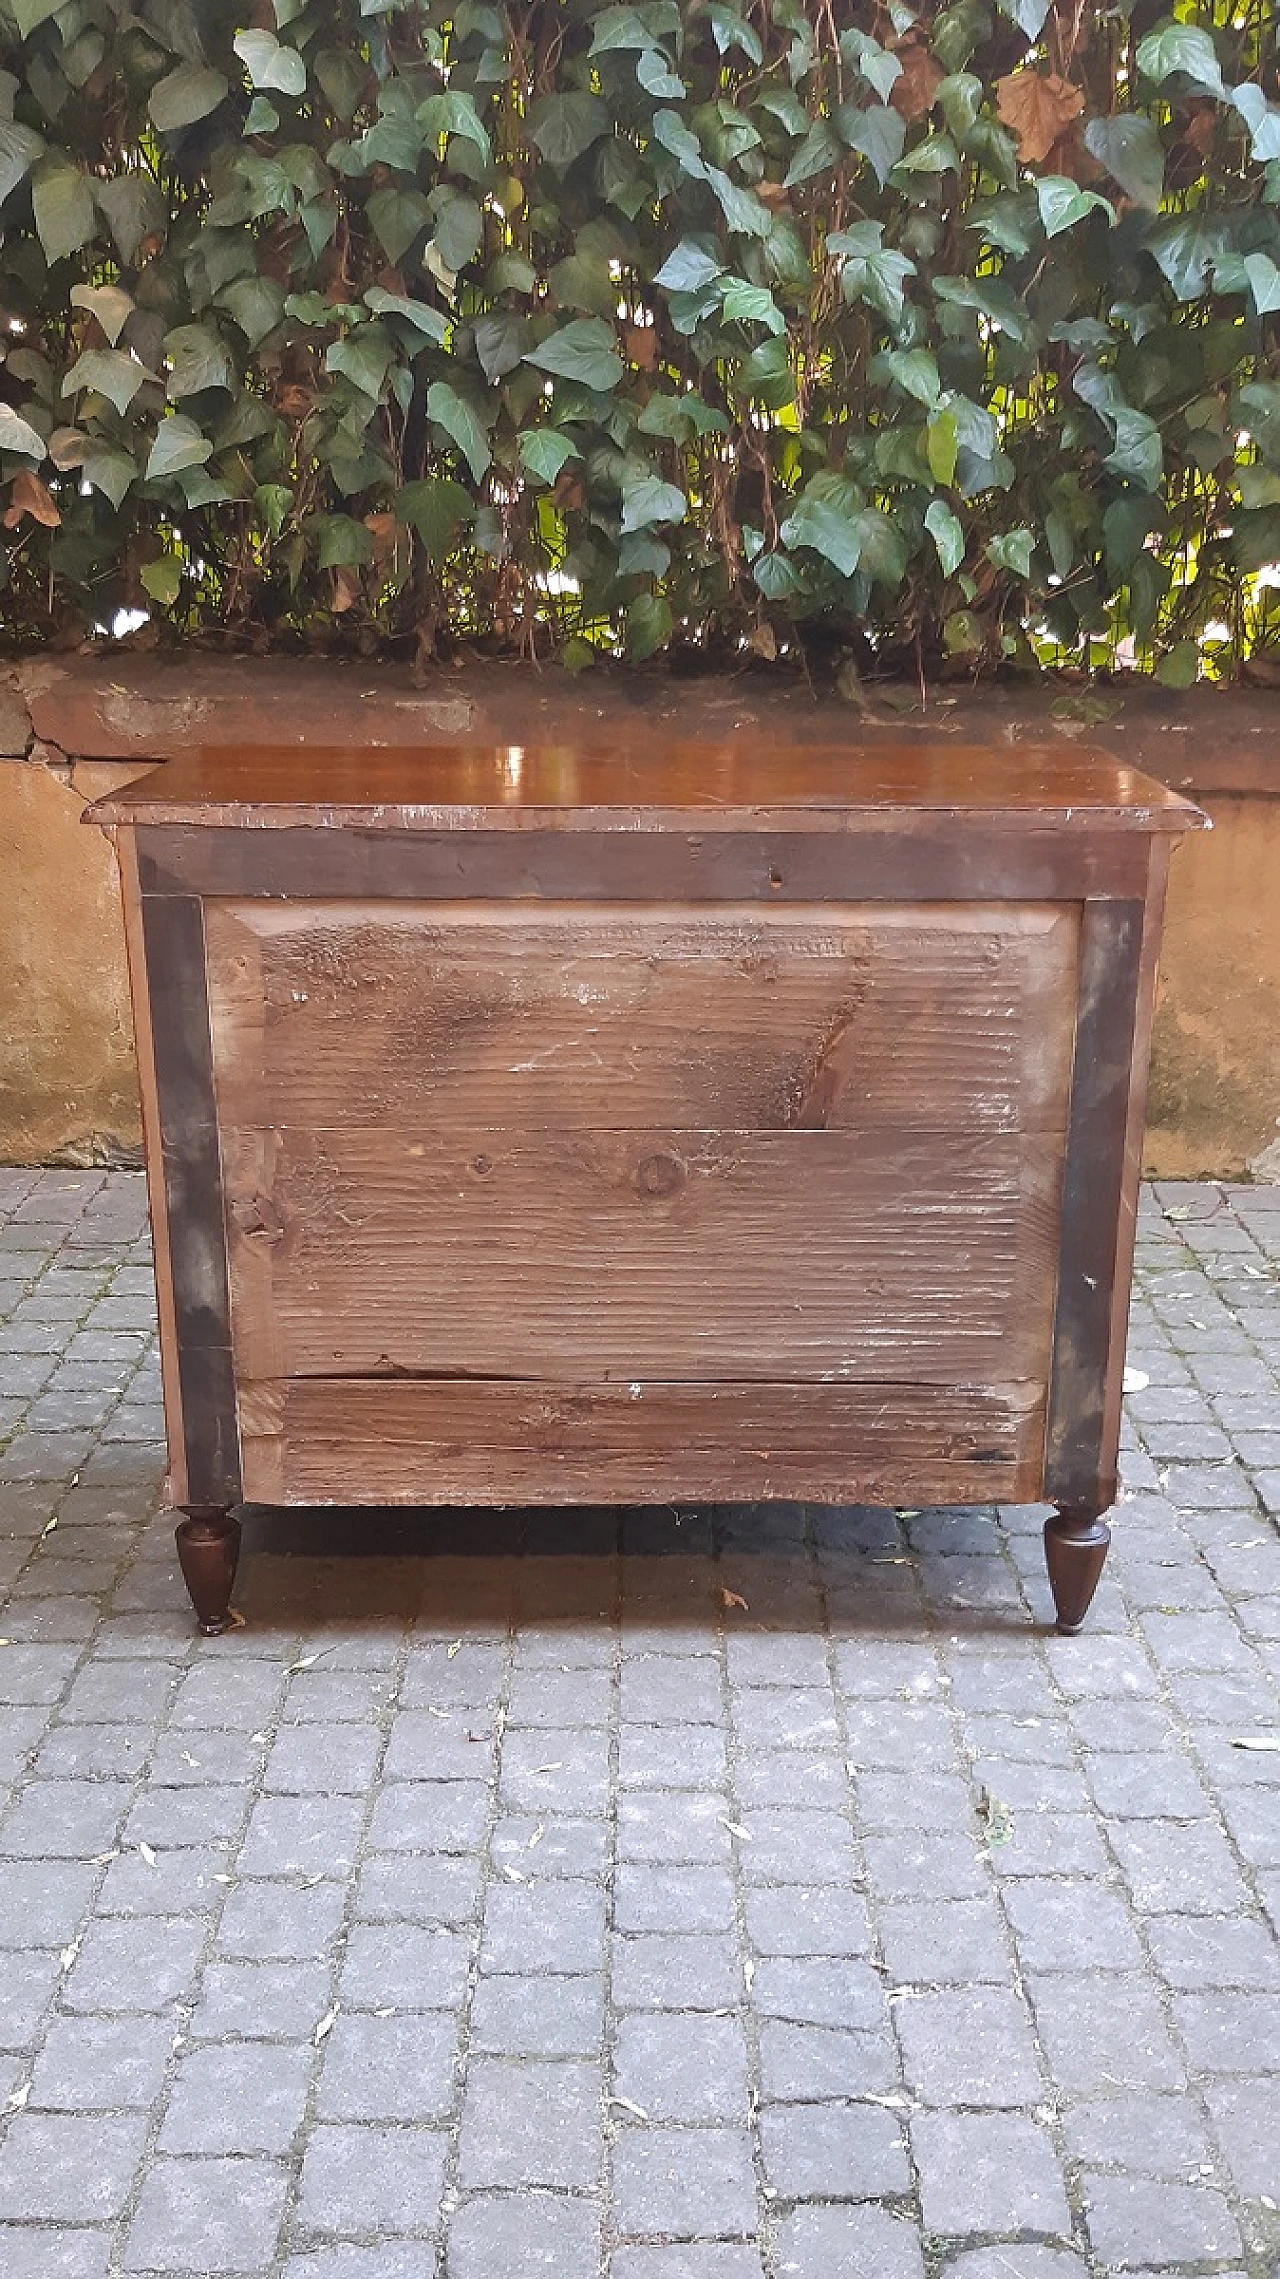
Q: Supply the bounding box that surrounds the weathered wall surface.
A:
[1,658,1276,1176]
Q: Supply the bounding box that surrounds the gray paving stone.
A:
[1028,1973,1185,2095]
[194,1960,333,2042]
[482,1877,607,1971]
[1172,1989,1280,2072]
[338,1921,470,2011]
[0,1945,62,2044]
[296,2124,447,2238]
[894,1988,1042,2107]
[615,2012,749,2121]
[773,2205,925,2279]
[63,1916,204,2013]
[123,2154,289,2271]
[1002,1879,1145,1973]
[1204,2075,1280,2198]
[1106,1816,1252,1914]
[0,2230,113,2279]
[938,2256,1085,2279]
[751,1956,887,2031]
[1083,2172,1242,2266]
[612,1932,741,2013]
[743,1882,872,1958]
[30,2014,176,2110]
[1145,1913,1280,1991]
[612,2252,764,2279]
[471,1972,604,2055]
[758,2100,909,2199]
[913,2109,1072,2236]
[159,2040,313,2153]
[315,2012,457,2122]
[0,2110,149,2220]
[458,2054,600,2187]
[1062,2093,1212,2178]
[446,2194,600,2278]
[879,1898,1010,1986]
[611,2126,757,2239]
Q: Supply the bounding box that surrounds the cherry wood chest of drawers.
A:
[89,739,1203,1636]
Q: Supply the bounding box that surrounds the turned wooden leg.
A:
[175,1507,241,1636]
[1044,1504,1111,1634]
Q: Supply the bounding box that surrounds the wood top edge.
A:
[84,740,1208,833]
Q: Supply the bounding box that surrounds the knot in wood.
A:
[635,1150,685,1200]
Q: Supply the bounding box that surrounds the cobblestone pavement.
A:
[0,1169,1278,2279]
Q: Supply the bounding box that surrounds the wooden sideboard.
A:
[88,740,1203,1637]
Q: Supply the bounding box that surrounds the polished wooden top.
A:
[88,739,1206,835]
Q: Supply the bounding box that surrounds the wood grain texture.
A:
[204,900,1079,1137]
[237,1376,1046,1507]
[88,739,1206,835]
[220,1125,1062,1386]
[139,822,1159,904]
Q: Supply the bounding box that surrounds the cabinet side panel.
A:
[138,887,241,1507]
[116,832,187,1505]
[1044,895,1147,1509]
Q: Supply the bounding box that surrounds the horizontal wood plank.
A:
[221,1126,1062,1385]
[205,900,1079,1137]
[238,1376,1046,1507]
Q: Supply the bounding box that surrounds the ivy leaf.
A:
[719,278,786,334]
[95,175,165,264]
[31,156,95,263]
[326,324,393,399]
[925,496,964,573]
[653,109,707,179]
[367,187,431,264]
[81,443,135,509]
[519,429,578,485]
[1106,408,1163,490]
[426,380,491,481]
[234,32,308,99]
[1035,178,1114,239]
[69,283,133,346]
[780,495,863,578]
[626,591,673,659]
[841,28,903,104]
[0,403,46,459]
[165,325,235,398]
[986,528,1035,578]
[653,238,722,292]
[398,476,475,559]
[61,348,156,415]
[217,276,286,348]
[432,192,484,274]
[140,555,183,606]
[1231,85,1280,165]
[528,93,610,168]
[709,5,763,65]
[150,64,229,132]
[1083,115,1164,211]
[621,467,687,531]
[1156,638,1199,689]
[0,120,45,209]
[473,309,527,380]
[365,288,448,344]
[146,415,214,480]
[869,346,940,408]
[525,319,624,392]
[417,91,491,162]
[995,0,1053,37]
[1146,213,1232,300]
[1245,253,1280,316]
[839,102,906,186]
[785,121,843,188]
[1135,22,1227,102]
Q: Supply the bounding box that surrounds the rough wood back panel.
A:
[205,900,1079,1137]
[219,1125,1063,1386]
[237,1377,1045,1507]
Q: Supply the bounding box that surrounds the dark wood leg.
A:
[175,1507,241,1636]
[1044,1504,1111,1634]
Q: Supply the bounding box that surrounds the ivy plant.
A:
[0,0,1277,680]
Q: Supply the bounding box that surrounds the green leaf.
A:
[150,64,229,132]
[637,50,686,99]
[1156,638,1199,689]
[11,0,62,31]
[519,429,578,485]
[1035,177,1114,239]
[217,275,286,348]
[780,495,862,578]
[1136,22,1227,102]
[254,482,294,537]
[474,309,528,380]
[719,278,786,334]
[705,164,771,238]
[364,288,448,343]
[996,0,1052,37]
[95,174,165,264]
[840,102,907,187]
[0,120,45,209]
[925,496,964,574]
[146,415,214,480]
[562,635,599,674]
[525,319,624,393]
[432,192,484,274]
[1146,214,1232,301]
[1083,115,1164,212]
[626,591,673,659]
[621,467,687,531]
[1244,253,1280,317]
[244,98,280,136]
[926,410,959,487]
[69,284,133,347]
[426,380,491,481]
[986,528,1034,578]
[31,156,95,264]
[326,324,393,399]
[367,187,431,263]
[311,513,373,568]
[784,120,843,188]
[140,555,183,606]
[165,325,235,398]
[870,347,940,408]
[709,4,763,65]
[0,403,46,459]
[841,28,903,104]
[418,90,491,162]
[738,334,796,409]
[61,349,157,416]
[398,476,475,559]
[81,443,136,509]
[234,31,308,98]
[654,238,722,292]
[528,93,611,168]
[1232,85,1280,166]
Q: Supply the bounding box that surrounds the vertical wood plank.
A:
[1043,897,1146,1510]
[139,887,241,1507]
